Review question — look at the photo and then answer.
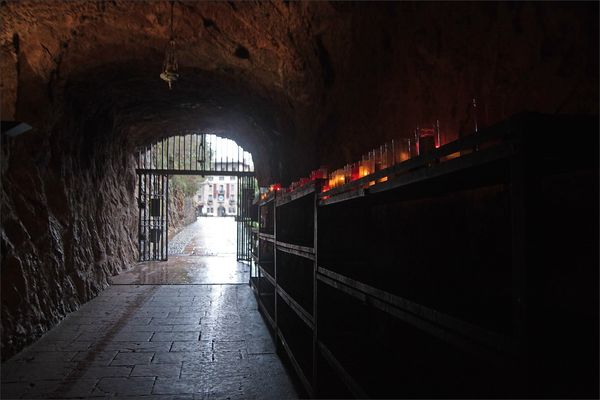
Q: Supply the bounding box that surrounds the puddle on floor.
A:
[110,255,249,285]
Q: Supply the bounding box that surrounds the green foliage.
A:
[171,175,205,197]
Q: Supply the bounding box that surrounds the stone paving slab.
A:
[1,284,299,399]
[110,352,154,366]
[151,331,201,342]
[131,364,182,378]
[94,377,156,396]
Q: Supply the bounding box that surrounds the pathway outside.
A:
[112,217,248,285]
[1,218,299,399]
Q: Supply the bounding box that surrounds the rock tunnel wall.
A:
[1,1,598,360]
[168,189,196,239]
[1,106,138,361]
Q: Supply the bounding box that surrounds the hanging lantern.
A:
[160,2,179,89]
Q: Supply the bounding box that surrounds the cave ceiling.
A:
[1,1,336,152]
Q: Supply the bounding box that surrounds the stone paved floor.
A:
[1,284,299,399]
[110,256,249,285]
[112,218,248,286]
[168,218,236,257]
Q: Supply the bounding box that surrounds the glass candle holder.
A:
[328,172,336,189]
[359,156,370,178]
[373,149,381,172]
[393,138,413,163]
[380,144,391,170]
[367,152,375,175]
[418,127,436,155]
[351,162,360,181]
[343,165,351,184]
[368,150,378,186]
[338,168,346,186]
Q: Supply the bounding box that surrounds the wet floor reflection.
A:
[112,218,249,285]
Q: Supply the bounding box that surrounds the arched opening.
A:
[111,133,258,286]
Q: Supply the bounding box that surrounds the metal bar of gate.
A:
[243,176,246,261]
[145,172,149,260]
[240,175,243,261]
[160,174,164,261]
[163,173,165,260]
[165,175,169,261]
[138,173,142,262]
[237,175,241,261]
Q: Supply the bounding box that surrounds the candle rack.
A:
[252,112,598,398]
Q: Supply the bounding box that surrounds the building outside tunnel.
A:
[0,1,598,399]
[196,162,246,218]
[196,175,238,218]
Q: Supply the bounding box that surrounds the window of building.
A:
[208,177,213,181]
[229,207,235,213]
[219,185,223,191]
[230,176,235,181]
[208,194,213,199]
[219,176,224,181]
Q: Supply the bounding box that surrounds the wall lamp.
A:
[1,121,32,137]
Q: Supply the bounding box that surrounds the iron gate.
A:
[137,172,168,261]
[135,133,255,262]
[236,175,257,261]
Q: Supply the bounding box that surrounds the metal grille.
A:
[135,133,255,262]
[136,133,254,176]
[137,172,168,261]
[237,175,257,261]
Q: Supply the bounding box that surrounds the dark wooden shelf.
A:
[278,329,314,397]
[258,194,276,206]
[318,114,523,201]
[250,113,598,398]
[258,264,276,287]
[276,242,315,260]
[257,297,276,330]
[317,267,512,361]
[276,241,314,254]
[277,286,314,329]
[318,341,368,399]
[275,181,322,207]
[368,144,514,196]
[320,188,366,206]
[319,142,514,206]
[258,233,276,243]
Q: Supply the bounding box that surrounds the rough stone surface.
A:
[168,190,196,239]
[1,1,598,359]
[0,109,138,360]
[0,284,299,399]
